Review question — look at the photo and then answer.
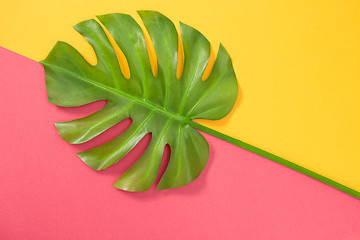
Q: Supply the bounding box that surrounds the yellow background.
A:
[1,0,359,192]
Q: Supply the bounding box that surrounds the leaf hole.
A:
[152,144,171,189]
[98,133,152,177]
[131,13,158,77]
[72,25,98,66]
[71,117,133,153]
[139,21,158,77]
[176,32,185,80]
[201,44,216,81]
[55,100,108,121]
[100,21,131,79]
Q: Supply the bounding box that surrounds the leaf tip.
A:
[76,152,102,171]
[136,10,149,16]
[137,10,163,18]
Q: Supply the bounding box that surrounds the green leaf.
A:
[41,10,238,191]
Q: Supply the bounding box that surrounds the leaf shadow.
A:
[54,101,213,198]
[121,135,215,201]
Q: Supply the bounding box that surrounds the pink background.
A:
[1,46,360,239]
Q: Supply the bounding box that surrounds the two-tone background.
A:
[1,0,359,239]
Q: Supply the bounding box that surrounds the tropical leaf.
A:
[41,10,238,191]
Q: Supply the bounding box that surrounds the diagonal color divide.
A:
[2,44,360,239]
[39,11,360,198]
[1,2,359,197]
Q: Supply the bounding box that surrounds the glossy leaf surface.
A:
[41,11,238,191]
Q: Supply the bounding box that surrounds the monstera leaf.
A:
[41,11,238,191]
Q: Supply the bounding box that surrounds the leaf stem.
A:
[189,121,360,200]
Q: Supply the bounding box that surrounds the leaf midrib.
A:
[42,62,191,123]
